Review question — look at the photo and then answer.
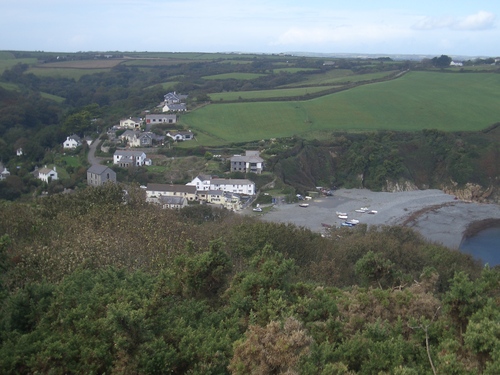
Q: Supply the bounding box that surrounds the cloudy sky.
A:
[2,0,499,57]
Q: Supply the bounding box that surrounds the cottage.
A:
[146,183,198,202]
[119,117,142,129]
[0,163,10,181]
[113,150,148,167]
[166,130,194,141]
[186,174,213,191]
[230,150,264,174]
[33,166,58,183]
[120,130,157,147]
[87,165,116,186]
[162,103,187,112]
[145,114,177,124]
[63,134,82,149]
[163,92,188,104]
[158,195,188,209]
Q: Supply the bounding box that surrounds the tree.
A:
[431,55,452,68]
[228,317,313,375]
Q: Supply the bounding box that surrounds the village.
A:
[26,91,266,211]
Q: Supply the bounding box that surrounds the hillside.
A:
[1,185,499,374]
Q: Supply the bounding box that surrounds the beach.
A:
[257,189,500,249]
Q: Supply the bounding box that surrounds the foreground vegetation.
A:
[1,185,499,374]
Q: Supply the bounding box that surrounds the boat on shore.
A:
[299,203,309,208]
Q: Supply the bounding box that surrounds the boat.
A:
[341,222,354,227]
[321,223,332,228]
[253,207,262,212]
[336,211,347,216]
[355,209,367,213]
[338,214,348,219]
[299,203,309,208]
[346,219,359,225]
[367,210,378,214]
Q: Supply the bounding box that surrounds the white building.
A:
[119,117,142,129]
[113,150,148,167]
[187,175,255,195]
[33,166,58,183]
[63,134,82,149]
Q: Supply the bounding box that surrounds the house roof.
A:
[210,178,254,185]
[146,114,177,120]
[159,196,186,205]
[68,134,81,142]
[114,150,146,157]
[147,183,196,194]
[87,165,113,175]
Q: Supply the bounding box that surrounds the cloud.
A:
[456,11,496,30]
[413,11,496,31]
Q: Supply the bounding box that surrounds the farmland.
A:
[208,85,339,101]
[181,71,500,144]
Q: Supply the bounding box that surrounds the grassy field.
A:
[279,69,399,87]
[202,72,268,80]
[208,86,339,101]
[0,58,38,74]
[180,71,500,145]
[27,67,109,80]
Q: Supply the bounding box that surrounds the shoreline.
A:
[256,189,500,250]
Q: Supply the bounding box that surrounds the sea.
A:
[459,226,500,266]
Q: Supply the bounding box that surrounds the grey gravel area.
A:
[254,189,500,249]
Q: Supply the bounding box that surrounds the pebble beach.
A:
[257,189,500,250]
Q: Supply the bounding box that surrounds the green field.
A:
[0,58,38,74]
[27,67,109,80]
[279,69,398,87]
[273,68,319,74]
[203,72,268,80]
[208,86,339,101]
[181,71,500,145]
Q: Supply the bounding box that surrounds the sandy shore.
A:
[255,189,500,249]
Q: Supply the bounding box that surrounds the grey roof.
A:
[147,183,196,194]
[87,165,113,174]
[210,178,254,185]
[159,196,186,205]
[114,150,146,157]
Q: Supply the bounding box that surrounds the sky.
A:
[1,0,499,57]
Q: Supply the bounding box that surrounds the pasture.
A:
[202,73,268,80]
[208,86,339,101]
[279,69,399,87]
[180,71,500,145]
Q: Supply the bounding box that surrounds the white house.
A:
[145,114,177,125]
[230,150,264,174]
[33,166,58,183]
[0,163,10,181]
[187,175,255,195]
[162,103,187,112]
[113,150,148,167]
[166,130,194,141]
[186,174,213,191]
[16,148,23,156]
[119,117,142,129]
[63,134,82,149]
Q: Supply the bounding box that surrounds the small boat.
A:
[321,223,332,228]
[355,209,367,213]
[299,203,309,208]
[338,214,348,219]
[253,207,262,212]
[336,211,347,216]
[367,210,378,214]
[341,222,354,227]
[346,219,359,225]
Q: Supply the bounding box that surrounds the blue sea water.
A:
[459,227,500,266]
